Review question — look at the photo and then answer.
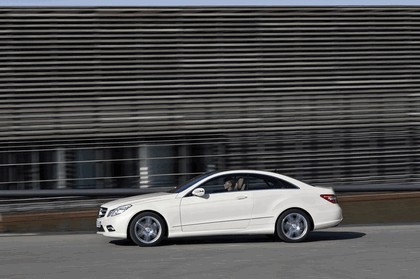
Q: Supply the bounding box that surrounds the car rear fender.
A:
[272,199,315,231]
[276,207,314,230]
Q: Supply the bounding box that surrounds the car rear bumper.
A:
[313,206,343,230]
[314,217,343,230]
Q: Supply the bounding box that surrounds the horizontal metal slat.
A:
[1,7,419,192]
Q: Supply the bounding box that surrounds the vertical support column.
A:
[57,147,66,189]
[138,145,149,188]
[205,145,216,172]
[257,134,265,170]
[31,150,40,190]
[178,144,189,184]
[217,143,226,170]
[96,148,104,189]
[0,152,11,190]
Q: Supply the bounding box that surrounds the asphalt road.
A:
[1,224,419,279]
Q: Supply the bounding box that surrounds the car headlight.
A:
[107,204,132,217]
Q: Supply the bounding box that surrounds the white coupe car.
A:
[97,170,343,246]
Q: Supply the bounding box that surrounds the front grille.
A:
[98,207,107,218]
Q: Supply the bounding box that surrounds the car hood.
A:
[102,192,174,208]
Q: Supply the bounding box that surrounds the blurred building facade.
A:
[1,6,419,191]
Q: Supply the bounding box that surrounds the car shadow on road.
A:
[166,235,276,245]
[307,231,366,242]
[109,231,365,246]
[109,235,274,246]
[109,239,137,246]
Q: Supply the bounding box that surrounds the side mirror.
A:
[192,188,205,197]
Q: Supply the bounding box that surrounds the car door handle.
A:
[236,195,248,200]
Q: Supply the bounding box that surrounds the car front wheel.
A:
[276,209,311,243]
[129,212,167,247]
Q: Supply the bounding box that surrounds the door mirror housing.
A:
[192,187,206,197]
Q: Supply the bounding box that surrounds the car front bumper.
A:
[96,214,131,239]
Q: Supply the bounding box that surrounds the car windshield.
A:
[168,172,216,193]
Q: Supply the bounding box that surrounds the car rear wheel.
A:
[276,209,311,243]
[129,212,166,247]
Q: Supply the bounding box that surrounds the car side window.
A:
[198,176,227,194]
[197,174,247,195]
[247,174,298,190]
[247,175,268,190]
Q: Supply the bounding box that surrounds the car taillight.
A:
[320,194,338,204]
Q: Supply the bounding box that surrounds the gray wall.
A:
[1,7,419,191]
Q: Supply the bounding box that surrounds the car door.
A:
[180,174,253,232]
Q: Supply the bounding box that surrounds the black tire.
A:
[129,212,167,247]
[276,209,311,243]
